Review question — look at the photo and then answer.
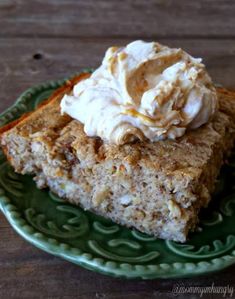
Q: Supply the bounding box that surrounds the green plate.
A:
[0,73,235,279]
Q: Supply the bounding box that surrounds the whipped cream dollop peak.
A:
[60,40,218,145]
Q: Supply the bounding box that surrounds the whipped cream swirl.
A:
[61,40,218,145]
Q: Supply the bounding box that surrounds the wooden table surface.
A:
[1,1,235,298]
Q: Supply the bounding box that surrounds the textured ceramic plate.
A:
[0,73,235,279]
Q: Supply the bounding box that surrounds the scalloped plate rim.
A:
[0,74,235,279]
[2,196,235,279]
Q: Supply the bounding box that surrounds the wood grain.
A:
[0,0,235,38]
[1,37,235,112]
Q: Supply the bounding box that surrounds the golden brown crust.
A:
[1,79,235,178]
[0,72,91,137]
[1,76,235,179]
[216,87,235,97]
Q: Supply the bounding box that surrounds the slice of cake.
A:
[0,73,235,242]
[1,40,235,242]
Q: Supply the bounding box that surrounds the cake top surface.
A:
[1,75,235,187]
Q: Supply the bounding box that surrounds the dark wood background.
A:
[1,1,235,298]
